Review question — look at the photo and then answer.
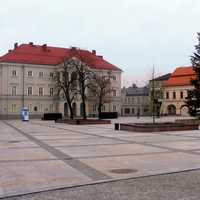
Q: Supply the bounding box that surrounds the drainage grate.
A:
[110,168,138,174]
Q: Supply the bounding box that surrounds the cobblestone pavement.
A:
[1,117,200,198]
[4,169,200,200]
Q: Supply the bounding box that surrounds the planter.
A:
[119,122,199,132]
[55,119,111,125]
[175,119,200,125]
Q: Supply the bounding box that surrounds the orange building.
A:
[162,66,196,116]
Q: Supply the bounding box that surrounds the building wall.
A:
[0,62,122,119]
[162,85,193,116]
[121,87,150,116]
[0,62,58,119]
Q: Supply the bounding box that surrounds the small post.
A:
[115,123,120,131]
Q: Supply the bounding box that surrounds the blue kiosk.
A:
[21,107,29,121]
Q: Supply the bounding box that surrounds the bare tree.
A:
[90,72,112,119]
[74,59,93,119]
[54,59,78,119]
[67,47,96,119]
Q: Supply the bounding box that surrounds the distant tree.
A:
[54,59,78,119]
[185,33,200,117]
[90,72,112,118]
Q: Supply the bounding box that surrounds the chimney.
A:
[42,44,47,51]
[71,47,76,51]
[98,55,103,59]
[29,42,33,45]
[14,43,18,49]
[92,50,96,55]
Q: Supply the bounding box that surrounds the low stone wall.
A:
[119,123,199,132]
[175,119,200,125]
[56,119,111,125]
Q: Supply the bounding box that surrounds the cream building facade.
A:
[0,43,122,119]
[162,66,195,116]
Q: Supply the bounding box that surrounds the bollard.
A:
[115,123,120,131]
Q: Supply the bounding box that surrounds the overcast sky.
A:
[0,0,199,86]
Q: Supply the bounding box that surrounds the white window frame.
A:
[39,87,44,96]
[28,87,32,96]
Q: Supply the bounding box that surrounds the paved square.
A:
[1,117,200,198]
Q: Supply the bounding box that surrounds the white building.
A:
[0,43,122,119]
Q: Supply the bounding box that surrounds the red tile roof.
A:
[164,66,196,87]
[0,43,121,71]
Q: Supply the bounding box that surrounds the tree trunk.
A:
[66,94,74,120]
[82,95,87,119]
[98,104,102,119]
[98,96,102,119]
[69,104,74,119]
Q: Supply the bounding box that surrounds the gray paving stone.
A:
[1,117,200,199]
[4,170,200,200]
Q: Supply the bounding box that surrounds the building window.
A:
[12,86,16,96]
[173,92,176,99]
[112,76,116,80]
[113,90,116,97]
[93,104,97,112]
[49,104,53,112]
[180,91,184,99]
[12,70,17,77]
[39,104,43,112]
[113,105,116,111]
[28,87,32,95]
[166,92,169,99]
[144,107,149,113]
[50,72,54,78]
[102,105,106,111]
[132,108,135,114]
[39,72,43,78]
[28,104,32,112]
[50,88,54,96]
[34,106,38,112]
[39,87,43,96]
[11,104,17,113]
[124,108,130,114]
[28,71,33,77]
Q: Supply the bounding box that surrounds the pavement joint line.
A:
[0,150,175,163]
[0,146,41,150]
[140,130,200,139]
[69,150,175,160]
[2,166,200,199]
[0,158,59,163]
[31,121,200,156]
[53,142,129,148]
[36,137,97,141]
[3,121,111,181]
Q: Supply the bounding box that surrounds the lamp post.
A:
[152,66,155,124]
